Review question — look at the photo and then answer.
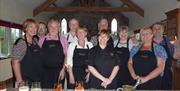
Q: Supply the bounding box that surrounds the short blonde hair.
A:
[23,19,38,31]
[140,27,153,34]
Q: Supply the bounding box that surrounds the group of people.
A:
[11,17,180,90]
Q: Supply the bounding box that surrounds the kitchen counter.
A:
[0,58,13,82]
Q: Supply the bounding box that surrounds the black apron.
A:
[20,35,43,83]
[161,36,173,90]
[67,34,71,44]
[132,43,161,90]
[72,45,89,88]
[41,36,65,88]
[89,46,117,89]
[115,39,132,87]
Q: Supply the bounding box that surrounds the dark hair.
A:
[151,22,164,29]
[39,22,46,26]
[98,29,110,38]
[39,22,47,29]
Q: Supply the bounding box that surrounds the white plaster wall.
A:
[1,0,180,31]
[0,0,50,24]
[128,0,180,30]
[0,58,12,82]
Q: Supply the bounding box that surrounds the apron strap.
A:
[163,36,172,59]
[75,45,77,49]
[127,38,130,49]
[151,42,155,53]
[115,39,120,47]
[67,34,69,41]
[24,35,29,48]
[87,44,89,50]
[116,38,130,49]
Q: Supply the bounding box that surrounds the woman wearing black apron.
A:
[88,29,119,89]
[39,19,68,88]
[114,26,137,87]
[128,27,167,90]
[11,19,42,86]
[66,26,93,88]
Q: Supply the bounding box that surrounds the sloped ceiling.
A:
[13,0,171,18]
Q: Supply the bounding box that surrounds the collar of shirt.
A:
[67,33,78,43]
[96,44,113,52]
[74,39,90,49]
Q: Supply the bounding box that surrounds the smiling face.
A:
[48,20,60,36]
[98,19,108,31]
[76,28,87,40]
[98,30,110,46]
[119,30,128,41]
[25,23,37,37]
[69,19,79,32]
[98,33,109,45]
[152,23,164,38]
[140,28,153,43]
[38,23,47,36]
[23,19,38,37]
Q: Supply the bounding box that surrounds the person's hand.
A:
[16,80,24,87]
[101,82,107,88]
[85,72,90,83]
[138,77,149,84]
[106,78,112,85]
[101,78,108,88]
[101,78,112,88]
[132,73,140,80]
[59,68,65,80]
[69,78,75,84]
[65,64,70,72]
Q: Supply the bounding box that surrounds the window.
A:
[0,26,23,58]
[11,28,21,43]
[111,18,118,34]
[61,18,67,35]
[0,20,23,58]
[0,26,8,57]
[10,28,22,53]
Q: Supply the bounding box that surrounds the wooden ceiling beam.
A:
[120,0,144,17]
[44,7,134,13]
[52,3,57,7]
[33,0,57,16]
